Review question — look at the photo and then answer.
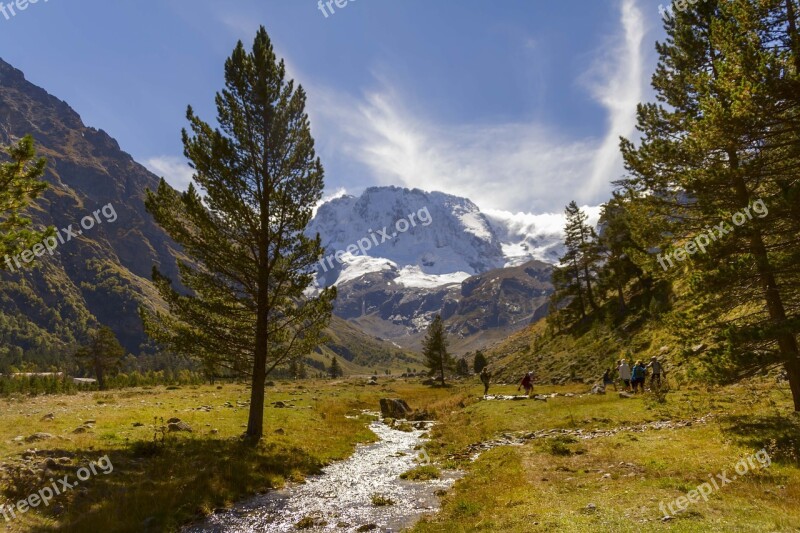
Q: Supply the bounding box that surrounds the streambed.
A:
[187,418,459,532]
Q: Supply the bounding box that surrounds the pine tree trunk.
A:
[786,0,800,73]
[730,170,800,411]
[247,295,269,440]
[616,278,626,312]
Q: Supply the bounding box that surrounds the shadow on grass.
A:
[11,437,325,533]
[720,413,800,466]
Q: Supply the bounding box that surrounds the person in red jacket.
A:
[518,372,534,396]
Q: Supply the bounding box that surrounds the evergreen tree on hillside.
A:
[455,357,469,376]
[328,356,342,378]
[596,194,645,313]
[74,327,125,391]
[0,136,53,268]
[549,202,600,327]
[422,315,452,386]
[619,0,800,410]
[141,27,337,440]
[473,350,488,373]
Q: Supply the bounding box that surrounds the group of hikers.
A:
[604,356,664,393]
[477,355,665,397]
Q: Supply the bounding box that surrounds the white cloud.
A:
[143,156,194,191]
[582,0,647,198]
[313,187,349,217]
[304,0,648,214]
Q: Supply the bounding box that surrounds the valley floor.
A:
[0,379,798,532]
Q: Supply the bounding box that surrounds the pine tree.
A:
[0,135,53,268]
[328,356,342,378]
[422,315,452,386]
[549,202,600,326]
[455,357,469,376]
[596,193,645,313]
[74,327,125,391]
[141,27,337,440]
[619,0,800,410]
[473,350,488,373]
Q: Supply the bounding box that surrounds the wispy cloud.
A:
[143,156,194,191]
[583,0,647,198]
[306,0,648,213]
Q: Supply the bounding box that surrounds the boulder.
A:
[591,384,606,395]
[25,433,54,443]
[167,421,193,432]
[379,398,412,419]
[619,392,634,399]
[533,395,548,402]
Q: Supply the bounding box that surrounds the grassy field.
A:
[1,379,798,532]
[0,380,453,532]
[415,380,800,532]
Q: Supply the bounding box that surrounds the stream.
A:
[187,417,459,532]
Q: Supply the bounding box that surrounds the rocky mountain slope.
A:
[0,58,419,372]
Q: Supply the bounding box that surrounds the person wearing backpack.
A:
[517,372,534,397]
[480,367,491,396]
[631,360,646,393]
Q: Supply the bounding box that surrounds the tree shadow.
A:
[719,413,800,466]
[5,436,326,533]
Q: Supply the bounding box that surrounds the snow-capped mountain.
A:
[307,186,563,352]
[308,186,566,289]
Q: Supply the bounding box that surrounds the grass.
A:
[400,465,441,481]
[370,493,396,506]
[0,379,454,532]
[413,380,800,532]
[2,377,798,532]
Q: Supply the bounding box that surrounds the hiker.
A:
[517,371,534,396]
[603,368,617,391]
[617,359,632,391]
[647,356,663,390]
[480,367,491,396]
[631,360,646,393]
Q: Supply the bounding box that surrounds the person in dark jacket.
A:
[518,372,534,396]
[480,367,491,396]
[631,361,647,393]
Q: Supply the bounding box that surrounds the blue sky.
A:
[0,0,667,214]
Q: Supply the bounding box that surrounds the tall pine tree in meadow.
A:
[422,315,452,386]
[141,27,336,440]
[619,0,800,410]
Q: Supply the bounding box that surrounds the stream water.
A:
[187,418,459,532]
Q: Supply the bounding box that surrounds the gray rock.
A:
[619,392,635,399]
[167,421,193,432]
[25,432,54,442]
[379,398,411,419]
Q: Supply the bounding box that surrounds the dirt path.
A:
[449,414,715,461]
